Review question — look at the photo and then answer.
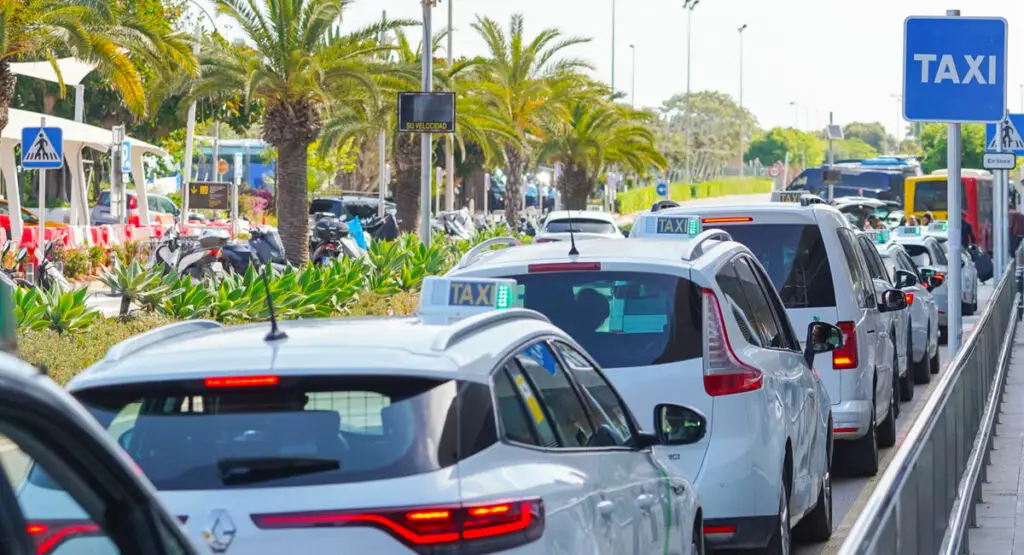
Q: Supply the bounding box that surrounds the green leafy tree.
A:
[833,138,878,160]
[918,123,986,173]
[659,90,757,181]
[745,127,825,168]
[842,122,896,155]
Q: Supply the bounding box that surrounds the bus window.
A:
[911,179,968,213]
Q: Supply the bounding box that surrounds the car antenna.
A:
[567,208,580,256]
[258,260,287,341]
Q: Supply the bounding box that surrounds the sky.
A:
[194,0,1024,139]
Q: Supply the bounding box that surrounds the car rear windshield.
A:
[309,199,341,217]
[904,245,933,267]
[30,376,496,491]
[544,219,616,234]
[703,223,837,309]
[504,271,702,368]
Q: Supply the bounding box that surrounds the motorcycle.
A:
[309,215,362,265]
[0,241,32,289]
[220,226,288,274]
[33,241,71,292]
[150,227,229,280]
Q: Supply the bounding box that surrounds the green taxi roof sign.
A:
[634,214,702,238]
[866,229,892,244]
[419,276,519,322]
[895,226,922,237]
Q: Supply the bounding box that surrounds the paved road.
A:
[83,280,129,318]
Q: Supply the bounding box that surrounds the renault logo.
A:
[203,509,237,553]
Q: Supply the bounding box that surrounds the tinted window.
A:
[57,376,473,490]
[858,237,890,283]
[913,179,968,212]
[501,364,559,447]
[343,201,379,221]
[704,223,836,309]
[716,262,761,346]
[98,191,111,206]
[554,342,632,445]
[837,229,875,307]
[514,344,596,448]
[735,258,788,349]
[544,219,616,234]
[904,245,933,267]
[493,368,546,446]
[931,240,949,265]
[509,271,702,368]
[309,199,341,217]
[880,254,899,282]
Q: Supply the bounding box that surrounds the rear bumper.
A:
[703,515,776,549]
[832,400,873,440]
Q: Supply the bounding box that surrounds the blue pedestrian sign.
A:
[985,114,1024,155]
[656,182,668,197]
[21,127,63,169]
[120,140,131,173]
[903,16,1007,123]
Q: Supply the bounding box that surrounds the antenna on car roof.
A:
[566,209,580,256]
[257,260,287,342]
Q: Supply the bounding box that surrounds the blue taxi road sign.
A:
[903,16,1007,123]
[20,127,63,169]
[656,182,667,197]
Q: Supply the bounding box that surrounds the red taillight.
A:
[702,217,753,224]
[704,524,737,535]
[208,248,220,258]
[702,289,763,396]
[251,500,544,552]
[527,262,601,273]
[204,375,279,388]
[127,196,137,210]
[833,321,858,370]
[28,520,102,554]
[905,292,914,305]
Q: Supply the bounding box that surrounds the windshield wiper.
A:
[217,456,340,486]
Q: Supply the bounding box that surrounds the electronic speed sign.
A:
[398,92,456,133]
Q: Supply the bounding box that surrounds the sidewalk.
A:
[84,279,125,318]
[968,331,1024,554]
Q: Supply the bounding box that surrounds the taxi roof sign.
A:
[895,225,923,237]
[770,191,826,206]
[927,220,949,233]
[866,228,892,244]
[632,214,702,239]
[419,276,518,322]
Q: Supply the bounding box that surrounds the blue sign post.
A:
[20,126,63,170]
[120,140,131,173]
[656,182,668,198]
[903,16,1007,122]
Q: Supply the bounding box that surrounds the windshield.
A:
[544,218,616,234]
[32,376,482,490]
[703,223,837,308]
[503,271,702,368]
[309,199,341,217]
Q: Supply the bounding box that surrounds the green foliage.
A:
[745,127,826,167]
[919,123,987,173]
[36,287,100,335]
[616,177,773,214]
[659,91,759,179]
[13,288,47,332]
[98,260,171,317]
[110,241,151,267]
[62,248,92,279]
[842,122,897,154]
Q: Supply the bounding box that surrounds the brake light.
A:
[325,243,336,249]
[28,520,102,554]
[905,292,914,305]
[702,289,763,396]
[127,196,137,210]
[251,499,544,552]
[702,217,753,224]
[208,248,220,258]
[527,262,601,273]
[833,321,858,370]
[204,375,279,388]
[704,524,737,535]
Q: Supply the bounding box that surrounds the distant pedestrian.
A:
[921,212,934,226]
[1010,205,1024,255]
[907,215,919,226]
[961,210,976,247]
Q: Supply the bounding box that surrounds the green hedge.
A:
[616,177,773,214]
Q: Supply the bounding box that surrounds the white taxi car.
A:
[892,225,954,339]
[535,210,624,243]
[631,192,908,478]
[19,277,702,555]
[447,218,841,553]
[922,220,980,314]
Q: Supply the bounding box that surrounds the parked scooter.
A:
[0,241,32,288]
[220,226,288,274]
[34,241,72,292]
[309,215,362,265]
[150,227,229,280]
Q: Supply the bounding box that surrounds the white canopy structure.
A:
[0,108,167,243]
[9,58,97,86]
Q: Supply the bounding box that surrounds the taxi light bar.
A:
[632,214,702,238]
[419,276,519,320]
[866,229,891,244]
[702,217,753,224]
[895,226,922,237]
[527,262,601,273]
[28,520,102,555]
[251,499,545,552]
[205,375,279,388]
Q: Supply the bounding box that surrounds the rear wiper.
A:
[217,457,340,486]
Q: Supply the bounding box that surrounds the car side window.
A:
[930,240,949,265]
[553,342,632,446]
[514,343,598,449]
[715,261,762,346]
[742,257,801,350]
[858,237,892,284]
[895,251,924,280]
[733,257,789,349]
[493,368,550,447]
[837,229,876,308]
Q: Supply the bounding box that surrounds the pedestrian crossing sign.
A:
[20,127,63,169]
[986,114,1024,154]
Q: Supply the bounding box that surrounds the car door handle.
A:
[597,500,615,518]
[866,329,876,334]
[636,494,655,510]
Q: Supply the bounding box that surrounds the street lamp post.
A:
[419,0,436,246]
[738,23,747,178]
[181,0,219,223]
[610,0,616,95]
[444,0,455,212]
[890,93,902,147]
[789,101,798,129]
[683,0,699,185]
[629,44,636,108]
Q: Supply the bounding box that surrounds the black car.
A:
[309,195,396,221]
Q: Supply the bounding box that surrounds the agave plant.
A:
[99,260,171,318]
[157,276,213,320]
[38,287,99,334]
[13,287,47,332]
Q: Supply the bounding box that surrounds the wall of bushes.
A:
[616,177,772,214]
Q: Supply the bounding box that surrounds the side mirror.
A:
[894,269,918,289]
[804,321,843,367]
[653,404,706,446]
[928,275,944,290]
[15,248,27,262]
[879,289,908,312]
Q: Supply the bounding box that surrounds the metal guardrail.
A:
[838,260,1020,554]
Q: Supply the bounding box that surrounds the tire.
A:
[930,347,941,374]
[878,372,898,448]
[761,480,791,554]
[900,329,915,401]
[913,329,932,384]
[938,325,948,346]
[691,522,704,555]
[794,431,833,543]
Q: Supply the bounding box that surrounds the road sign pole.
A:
[37,117,46,254]
[945,8,964,355]
[995,116,1007,275]
[419,0,434,247]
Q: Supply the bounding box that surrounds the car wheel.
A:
[900,330,915,401]
[914,329,932,384]
[938,325,948,346]
[878,372,898,448]
[762,481,791,555]
[843,403,879,477]
[930,346,941,374]
[691,522,704,555]
[794,429,832,543]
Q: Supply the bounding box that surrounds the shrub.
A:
[88,245,108,271]
[62,247,92,278]
[110,240,150,267]
[616,177,772,214]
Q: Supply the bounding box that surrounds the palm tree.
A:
[470,14,591,229]
[321,26,510,233]
[0,0,196,132]
[192,0,404,265]
[536,88,667,209]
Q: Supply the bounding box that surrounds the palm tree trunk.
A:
[275,139,311,266]
[504,146,524,231]
[393,134,421,233]
[0,62,17,133]
[561,165,591,210]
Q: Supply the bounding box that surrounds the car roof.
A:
[652,201,848,229]
[67,312,570,391]
[545,210,616,223]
